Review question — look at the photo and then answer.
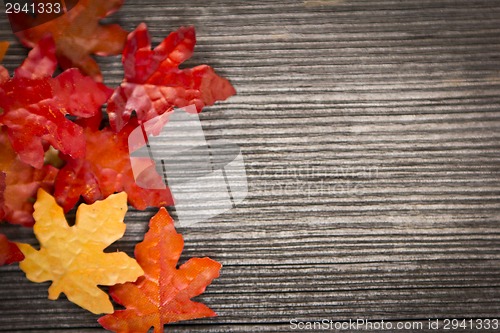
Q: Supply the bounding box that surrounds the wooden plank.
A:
[1,0,500,331]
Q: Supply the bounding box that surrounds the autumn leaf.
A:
[54,120,173,213]
[0,233,24,266]
[107,23,236,132]
[0,35,112,168]
[14,0,128,81]
[17,189,144,314]
[98,208,222,333]
[0,128,57,226]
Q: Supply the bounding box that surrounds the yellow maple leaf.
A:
[17,189,144,314]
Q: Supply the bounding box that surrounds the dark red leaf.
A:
[0,233,24,266]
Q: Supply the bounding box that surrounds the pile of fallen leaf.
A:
[0,1,235,332]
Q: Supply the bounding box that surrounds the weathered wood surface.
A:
[1,0,500,331]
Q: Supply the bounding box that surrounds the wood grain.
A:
[1,0,500,332]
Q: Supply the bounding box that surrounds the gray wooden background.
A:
[1,0,500,332]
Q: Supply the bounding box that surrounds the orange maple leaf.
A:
[99,208,222,333]
[17,189,143,314]
[14,0,128,81]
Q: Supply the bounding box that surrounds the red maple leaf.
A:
[0,35,112,169]
[98,208,222,333]
[107,23,236,132]
[0,233,24,266]
[14,0,128,81]
[0,128,57,226]
[54,121,173,213]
